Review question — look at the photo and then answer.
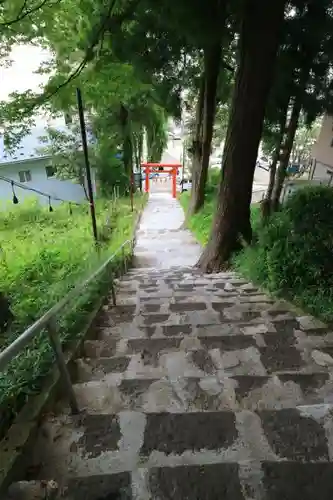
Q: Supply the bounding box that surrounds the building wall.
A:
[311,114,333,181]
[0,158,96,207]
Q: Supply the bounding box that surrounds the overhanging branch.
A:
[13,0,121,116]
[0,0,61,26]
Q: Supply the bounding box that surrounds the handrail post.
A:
[47,319,79,415]
[122,246,127,273]
[109,264,117,306]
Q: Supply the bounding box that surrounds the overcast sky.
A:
[0,45,50,101]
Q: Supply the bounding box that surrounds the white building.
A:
[0,125,96,207]
[311,113,333,184]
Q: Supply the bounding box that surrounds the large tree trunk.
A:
[197,0,286,272]
[261,100,289,220]
[188,42,222,216]
[187,75,205,215]
[271,97,302,210]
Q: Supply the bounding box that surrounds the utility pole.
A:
[76,88,98,245]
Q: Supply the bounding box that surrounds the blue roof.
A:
[0,123,95,166]
[0,126,56,165]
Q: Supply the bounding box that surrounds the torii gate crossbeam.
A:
[141,162,180,198]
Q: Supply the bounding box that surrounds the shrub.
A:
[235,185,333,320]
[205,168,221,195]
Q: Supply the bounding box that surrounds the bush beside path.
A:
[181,183,333,323]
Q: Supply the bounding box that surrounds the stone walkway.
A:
[134,193,201,269]
[7,194,333,499]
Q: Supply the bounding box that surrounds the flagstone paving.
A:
[6,194,333,499]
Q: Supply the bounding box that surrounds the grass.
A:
[179,191,215,245]
[180,189,260,246]
[179,168,222,246]
[0,193,146,436]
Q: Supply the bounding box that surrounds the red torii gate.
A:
[141,162,180,198]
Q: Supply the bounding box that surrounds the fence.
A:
[0,239,133,415]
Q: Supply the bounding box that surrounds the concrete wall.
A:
[311,160,333,183]
[311,114,333,181]
[0,158,96,207]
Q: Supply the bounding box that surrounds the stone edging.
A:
[0,202,145,496]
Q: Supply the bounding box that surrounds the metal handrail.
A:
[0,238,133,414]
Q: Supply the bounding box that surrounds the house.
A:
[310,114,333,184]
[278,114,332,202]
[0,124,96,207]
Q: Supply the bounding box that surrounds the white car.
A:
[256,156,270,171]
[210,155,222,168]
[179,179,192,191]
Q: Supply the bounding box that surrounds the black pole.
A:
[76,88,98,244]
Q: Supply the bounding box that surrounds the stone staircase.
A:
[6,266,333,499]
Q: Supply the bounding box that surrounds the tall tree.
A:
[197,0,286,271]
[187,0,232,217]
[261,0,333,211]
[0,0,174,189]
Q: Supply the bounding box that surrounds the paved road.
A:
[252,165,270,203]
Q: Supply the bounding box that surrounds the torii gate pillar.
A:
[141,163,180,198]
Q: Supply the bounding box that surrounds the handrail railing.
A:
[0,238,133,415]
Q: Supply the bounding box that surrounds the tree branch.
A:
[0,0,60,26]
[2,0,142,133]
[11,0,120,117]
[222,60,234,73]
[106,0,141,31]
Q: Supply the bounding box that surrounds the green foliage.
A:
[0,0,172,168]
[206,168,222,194]
[97,155,129,195]
[180,168,222,245]
[180,190,215,246]
[37,125,89,189]
[180,175,260,248]
[235,186,333,321]
[290,116,321,164]
[146,104,168,162]
[0,193,145,437]
[263,0,333,158]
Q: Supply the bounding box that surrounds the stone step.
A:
[21,407,333,487]
[8,461,333,499]
[4,480,59,500]
[81,329,333,378]
[72,371,332,413]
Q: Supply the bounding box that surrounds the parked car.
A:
[179,179,192,191]
[141,172,158,181]
[210,155,222,168]
[256,156,270,171]
[287,163,301,175]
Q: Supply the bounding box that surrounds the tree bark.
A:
[197,0,286,272]
[261,100,289,220]
[271,97,302,210]
[187,75,205,215]
[188,42,222,216]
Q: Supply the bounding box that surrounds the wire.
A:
[0,173,85,206]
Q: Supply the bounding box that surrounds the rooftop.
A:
[0,122,71,165]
